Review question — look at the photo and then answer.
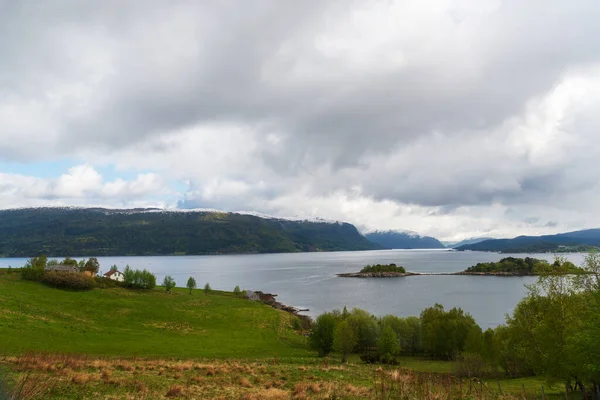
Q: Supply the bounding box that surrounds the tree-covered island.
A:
[457,256,585,276]
[337,263,417,277]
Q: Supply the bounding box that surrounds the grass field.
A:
[0,271,308,358]
[0,271,577,399]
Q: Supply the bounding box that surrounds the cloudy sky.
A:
[1,0,600,241]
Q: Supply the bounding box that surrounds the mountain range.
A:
[0,208,378,257]
[443,237,495,248]
[456,229,600,253]
[364,230,446,249]
[2,207,600,256]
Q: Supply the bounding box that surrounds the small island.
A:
[338,257,585,278]
[456,257,584,276]
[338,263,419,278]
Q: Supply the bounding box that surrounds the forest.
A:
[0,208,377,256]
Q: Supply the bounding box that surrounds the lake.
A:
[0,250,586,328]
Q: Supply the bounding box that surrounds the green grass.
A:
[0,273,584,399]
[0,273,309,358]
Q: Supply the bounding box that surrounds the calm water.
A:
[0,250,586,329]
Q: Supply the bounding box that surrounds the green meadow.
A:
[0,270,577,399]
[0,271,308,359]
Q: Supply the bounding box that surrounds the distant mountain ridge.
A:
[0,207,379,257]
[365,230,445,249]
[444,237,495,248]
[456,229,600,253]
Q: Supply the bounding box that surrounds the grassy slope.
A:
[0,272,308,358]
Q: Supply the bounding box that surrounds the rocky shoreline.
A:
[454,271,536,276]
[245,290,312,326]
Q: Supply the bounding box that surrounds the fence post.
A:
[541,385,545,400]
[498,381,503,395]
[522,383,526,400]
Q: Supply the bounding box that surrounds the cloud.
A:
[0,165,167,208]
[1,1,600,240]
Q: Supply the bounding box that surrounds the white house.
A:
[104,269,124,282]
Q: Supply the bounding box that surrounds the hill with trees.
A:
[456,229,600,253]
[0,208,378,257]
[365,230,445,249]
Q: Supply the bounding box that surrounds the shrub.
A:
[293,318,302,331]
[204,283,211,296]
[233,285,241,296]
[21,256,47,281]
[41,271,96,290]
[455,353,487,378]
[360,352,380,364]
[123,266,156,289]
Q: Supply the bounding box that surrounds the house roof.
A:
[46,265,79,272]
[104,270,122,277]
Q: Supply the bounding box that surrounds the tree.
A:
[163,276,176,292]
[310,313,338,357]
[82,257,100,275]
[122,266,156,290]
[378,325,400,359]
[504,256,583,386]
[347,308,379,353]
[464,325,484,355]
[233,286,241,297]
[334,320,357,363]
[421,304,478,359]
[380,315,422,355]
[186,277,197,294]
[110,265,118,272]
[61,257,78,267]
[204,283,211,296]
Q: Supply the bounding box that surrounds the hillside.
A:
[365,230,445,249]
[444,237,495,248]
[457,229,600,252]
[0,208,378,257]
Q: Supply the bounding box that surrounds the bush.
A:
[293,318,302,331]
[123,266,156,289]
[21,256,47,281]
[95,276,121,288]
[360,352,380,364]
[455,353,487,378]
[41,271,96,290]
[233,286,241,296]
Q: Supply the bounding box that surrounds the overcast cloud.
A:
[1,0,600,240]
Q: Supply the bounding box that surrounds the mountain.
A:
[456,229,600,253]
[365,230,445,249]
[0,208,379,257]
[444,237,495,248]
